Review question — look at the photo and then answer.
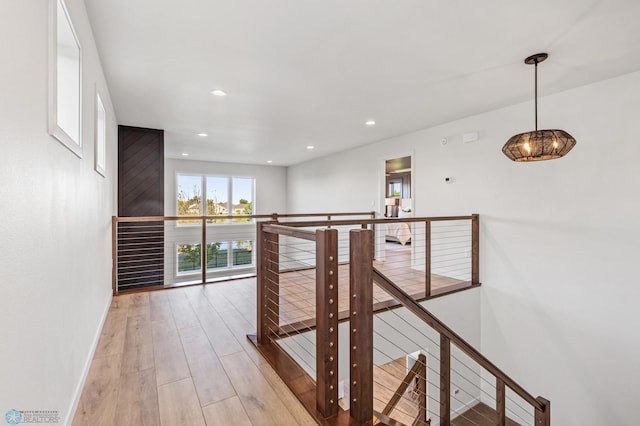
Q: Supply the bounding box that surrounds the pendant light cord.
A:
[534,59,538,131]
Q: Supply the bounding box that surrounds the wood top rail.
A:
[262,224,317,241]
[113,211,375,223]
[371,267,544,411]
[113,213,469,226]
[271,215,475,228]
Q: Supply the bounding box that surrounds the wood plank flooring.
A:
[73,279,316,426]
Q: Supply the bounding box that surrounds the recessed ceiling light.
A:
[181,153,189,156]
[365,119,376,126]
[197,133,208,137]
[307,145,314,150]
[266,160,273,164]
[211,89,227,97]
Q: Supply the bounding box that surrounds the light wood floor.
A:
[72,279,317,426]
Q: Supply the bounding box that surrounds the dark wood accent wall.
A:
[118,126,164,217]
[117,126,164,291]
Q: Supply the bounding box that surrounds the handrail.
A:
[371,267,544,411]
[114,211,376,223]
[271,215,474,228]
[262,224,317,241]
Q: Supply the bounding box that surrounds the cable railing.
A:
[111,211,374,293]
[250,215,551,426]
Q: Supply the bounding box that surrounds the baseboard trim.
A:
[63,290,113,426]
[452,396,481,418]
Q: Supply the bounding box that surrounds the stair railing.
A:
[251,214,548,425]
[348,228,550,426]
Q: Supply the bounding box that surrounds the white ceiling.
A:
[84,0,640,166]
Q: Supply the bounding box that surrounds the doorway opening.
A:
[384,156,412,217]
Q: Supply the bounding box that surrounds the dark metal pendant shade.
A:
[503,129,576,161]
[502,53,576,162]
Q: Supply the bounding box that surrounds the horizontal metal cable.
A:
[370,297,533,425]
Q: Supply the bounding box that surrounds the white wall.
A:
[164,158,287,215]
[286,71,640,425]
[0,1,117,424]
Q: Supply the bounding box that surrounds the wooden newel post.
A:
[440,335,451,426]
[425,220,431,297]
[535,397,551,426]
[257,222,280,344]
[201,217,207,285]
[471,214,479,285]
[349,229,374,425]
[496,378,506,426]
[316,228,339,418]
[416,353,428,426]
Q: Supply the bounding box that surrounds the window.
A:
[206,176,228,223]
[175,174,256,277]
[207,242,228,269]
[177,175,202,224]
[232,240,253,266]
[388,180,402,197]
[177,174,255,221]
[176,240,253,275]
[177,243,201,273]
[232,177,253,222]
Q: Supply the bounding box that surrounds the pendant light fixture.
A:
[502,53,576,161]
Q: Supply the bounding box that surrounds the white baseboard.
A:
[63,290,113,426]
[452,396,481,418]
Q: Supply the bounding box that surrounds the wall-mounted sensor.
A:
[445,176,452,183]
[462,132,479,144]
[440,138,448,146]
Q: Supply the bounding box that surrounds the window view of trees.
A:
[177,243,201,272]
[177,176,202,224]
[176,175,255,274]
[177,175,254,222]
[232,177,253,222]
[233,240,253,266]
[206,176,228,223]
[206,242,227,269]
[177,241,253,273]
[177,187,201,216]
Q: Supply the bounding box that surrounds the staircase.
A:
[249,215,550,426]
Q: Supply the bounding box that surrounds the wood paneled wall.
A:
[118,125,164,217]
[117,126,164,290]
